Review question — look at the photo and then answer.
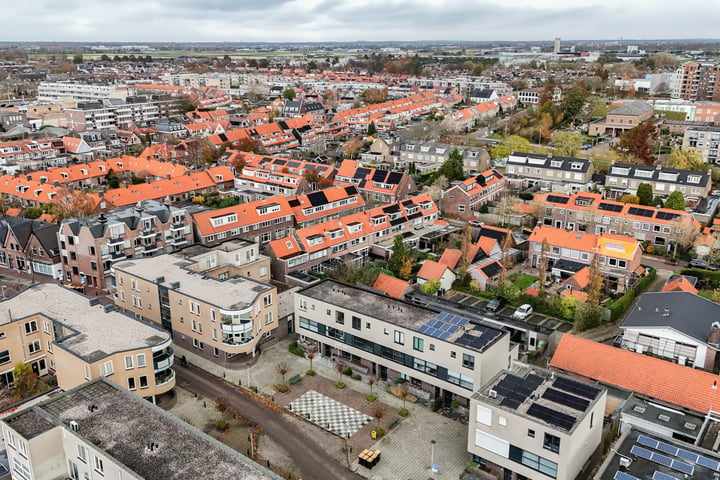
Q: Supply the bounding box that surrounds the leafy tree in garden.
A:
[636,183,653,206]
[561,85,588,121]
[437,148,465,182]
[420,279,441,295]
[367,121,377,136]
[663,190,685,211]
[387,235,409,276]
[620,194,640,204]
[282,88,296,100]
[550,131,583,157]
[668,148,708,171]
[492,135,531,159]
[619,121,657,164]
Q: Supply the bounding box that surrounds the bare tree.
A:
[398,384,411,409]
[307,351,315,371]
[368,378,375,395]
[371,403,386,430]
[537,239,549,300]
[275,361,289,382]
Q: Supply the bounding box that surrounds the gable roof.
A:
[473,259,504,280]
[373,273,409,299]
[439,249,463,269]
[550,334,719,414]
[661,276,699,294]
[417,260,450,281]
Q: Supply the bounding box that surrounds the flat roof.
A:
[6,379,282,480]
[114,255,273,311]
[0,284,169,362]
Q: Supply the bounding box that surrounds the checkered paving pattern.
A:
[287,390,371,438]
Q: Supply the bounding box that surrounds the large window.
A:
[299,317,319,333]
[413,337,424,352]
[447,369,474,390]
[543,433,561,454]
[352,316,361,331]
[509,445,558,479]
[413,358,438,376]
[462,353,475,370]
[394,330,404,345]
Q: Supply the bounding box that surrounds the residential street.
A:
[175,363,364,480]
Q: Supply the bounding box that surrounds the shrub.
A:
[467,461,479,469]
[336,381,347,389]
[431,397,443,412]
[342,367,353,376]
[398,407,409,417]
[288,342,305,357]
[214,419,230,431]
[451,399,461,408]
[393,377,408,384]
[305,369,316,376]
[275,384,289,393]
[373,428,385,438]
[365,394,378,402]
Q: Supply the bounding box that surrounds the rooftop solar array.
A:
[492,374,543,410]
[417,312,469,341]
[638,434,720,472]
[652,472,679,480]
[354,167,371,179]
[287,161,300,169]
[386,172,403,184]
[598,202,624,212]
[630,445,694,476]
[344,185,359,196]
[372,170,388,182]
[655,211,680,221]
[628,206,654,217]
[553,376,600,400]
[614,472,640,480]
[547,194,569,204]
[455,325,502,352]
[527,403,576,431]
[542,388,590,411]
[307,191,328,207]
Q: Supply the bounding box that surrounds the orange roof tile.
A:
[417,260,449,281]
[439,249,462,269]
[661,276,699,294]
[568,267,591,289]
[550,334,720,414]
[373,273,409,299]
[528,225,598,252]
[560,289,588,302]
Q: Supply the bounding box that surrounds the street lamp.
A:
[430,439,437,471]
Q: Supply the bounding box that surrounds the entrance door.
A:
[380,365,387,381]
[324,343,332,357]
[287,318,294,334]
[444,389,454,406]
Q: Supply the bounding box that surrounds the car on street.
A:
[486,296,507,313]
[512,304,534,320]
[689,259,709,269]
[582,143,593,150]
[468,219,484,227]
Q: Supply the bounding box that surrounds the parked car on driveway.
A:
[512,304,534,320]
[689,259,709,269]
[486,296,507,313]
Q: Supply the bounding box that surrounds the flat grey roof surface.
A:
[115,256,272,310]
[0,284,169,362]
[33,380,282,480]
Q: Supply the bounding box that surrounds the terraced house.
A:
[535,191,700,248]
[232,152,337,197]
[441,169,507,219]
[58,200,195,289]
[335,160,417,204]
[295,279,515,406]
[112,245,277,367]
[0,216,61,279]
[0,283,175,401]
[506,153,594,193]
[604,163,712,201]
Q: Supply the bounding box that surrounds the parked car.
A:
[582,143,593,150]
[468,219,484,227]
[486,296,507,313]
[512,304,534,320]
[689,259,709,269]
[711,189,720,197]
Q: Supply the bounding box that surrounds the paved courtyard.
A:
[288,390,372,438]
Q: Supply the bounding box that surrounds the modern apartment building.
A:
[535,191,700,247]
[1,379,282,480]
[516,87,563,105]
[505,153,593,193]
[295,279,515,405]
[112,244,277,366]
[441,169,507,219]
[673,62,720,102]
[58,200,194,289]
[682,126,720,164]
[468,367,606,480]
[0,283,174,399]
[37,81,133,103]
[604,162,712,201]
[587,101,654,137]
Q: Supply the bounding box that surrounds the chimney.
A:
[709,322,720,347]
[662,307,670,317]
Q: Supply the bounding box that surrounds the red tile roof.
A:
[373,273,409,299]
[550,334,720,414]
[661,276,698,294]
[417,260,449,281]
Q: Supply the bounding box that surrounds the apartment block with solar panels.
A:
[294,278,517,406]
[468,367,606,480]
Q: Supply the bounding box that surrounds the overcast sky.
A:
[3,0,719,43]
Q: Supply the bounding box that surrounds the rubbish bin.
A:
[371,430,377,439]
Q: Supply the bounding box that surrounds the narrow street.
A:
[175,364,364,480]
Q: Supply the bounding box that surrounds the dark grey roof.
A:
[608,100,653,116]
[621,291,720,345]
[508,152,591,173]
[607,163,711,187]
[470,89,495,98]
[61,200,179,239]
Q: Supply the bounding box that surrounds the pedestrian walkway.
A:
[288,390,372,438]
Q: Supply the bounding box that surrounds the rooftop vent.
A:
[102,304,114,313]
[658,414,671,422]
[489,390,497,399]
[155,276,165,284]
[69,421,79,431]
[88,298,99,307]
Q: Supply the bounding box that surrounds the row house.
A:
[506,153,594,193]
[605,163,712,201]
[295,279,514,405]
[441,101,500,131]
[289,185,366,228]
[0,216,61,279]
[184,121,226,137]
[441,169,507,219]
[398,141,490,173]
[527,225,643,292]
[268,194,440,284]
[588,100,654,137]
[193,195,294,247]
[2,379,282,480]
[0,176,65,207]
[113,244,277,367]
[233,152,336,197]
[335,159,418,204]
[0,138,68,170]
[682,126,720,164]
[0,283,175,400]
[246,122,301,154]
[516,87,563,104]
[59,200,194,289]
[97,166,234,209]
[338,92,439,133]
[536,191,701,247]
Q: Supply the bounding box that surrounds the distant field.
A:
[28,50,313,60]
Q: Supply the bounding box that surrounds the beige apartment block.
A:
[468,367,606,480]
[0,283,174,401]
[1,379,283,480]
[112,241,277,368]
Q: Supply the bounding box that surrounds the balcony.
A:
[155,368,175,387]
[107,236,124,246]
[153,347,174,372]
[222,335,254,347]
[170,222,186,231]
[108,251,127,262]
[221,321,252,335]
[139,229,156,239]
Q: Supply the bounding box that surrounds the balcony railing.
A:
[153,348,174,372]
[221,322,252,335]
[155,368,175,387]
[222,336,253,346]
[139,229,156,239]
[107,236,124,246]
[170,222,186,231]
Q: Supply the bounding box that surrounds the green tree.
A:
[437,148,465,182]
[619,121,657,165]
[573,303,602,331]
[492,135,531,160]
[282,88,296,101]
[550,131,583,157]
[664,190,685,211]
[12,363,45,401]
[586,256,604,305]
[559,295,578,321]
[668,148,709,171]
[561,85,588,122]
[73,53,84,64]
[620,194,640,204]
[420,279,441,295]
[387,235,409,276]
[367,121,377,137]
[636,183,654,206]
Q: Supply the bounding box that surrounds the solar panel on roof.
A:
[288,199,301,207]
[526,403,576,430]
[677,450,699,464]
[501,397,522,409]
[372,170,388,182]
[287,161,300,168]
[672,460,694,475]
[553,377,600,399]
[652,472,678,480]
[598,202,624,212]
[698,456,720,471]
[274,159,287,165]
[655,211,679,221]
[387,171,403,184]
[657,443,679,456]
[542,388,590,411]
[638,434,718,471]
[638,435,660,449]
[628,206,654,217]
[614,472,640,480]
[344,185,358,196]
[307,191,328,207]
[547,194,569,204]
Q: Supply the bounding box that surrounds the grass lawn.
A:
[511,274,539,291]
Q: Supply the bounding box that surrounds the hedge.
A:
[606,266,656,321]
